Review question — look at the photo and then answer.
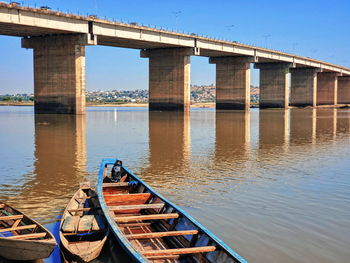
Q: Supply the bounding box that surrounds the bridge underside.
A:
[0,3,349,114]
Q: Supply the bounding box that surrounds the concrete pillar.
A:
[209,57,252,110]
[290,68,319,107]
[337,76,350,104]
[22,34,96,114]
[316,72,339,106]
[254,63,293,108]
[141,48,198,111]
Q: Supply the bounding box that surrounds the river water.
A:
[0,106,349,263]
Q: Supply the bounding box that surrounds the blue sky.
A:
[1,0,350,93]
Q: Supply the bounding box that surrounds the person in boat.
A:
[111,160,124,182]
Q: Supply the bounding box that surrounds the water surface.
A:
[0,106,349,263]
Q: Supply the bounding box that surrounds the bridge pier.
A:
[141,48,197,111]
[337,76,350,104]
[22,34,95,114]
[255,63,293,108]
[209,57,251,110]
[316,72,339,106]
[290,68,319,107]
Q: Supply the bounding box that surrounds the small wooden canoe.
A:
[0,202,57,260]
[97,158,247,263]
[59,182,109,262]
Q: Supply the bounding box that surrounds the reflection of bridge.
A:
[3,115,88,222]
[2,108,349,221]
[1,3,350,114]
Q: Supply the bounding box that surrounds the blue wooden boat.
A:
[97,158,247,263]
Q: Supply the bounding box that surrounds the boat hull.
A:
[0,238,56,260]
[59,185,109,263]
[0,202,57,261]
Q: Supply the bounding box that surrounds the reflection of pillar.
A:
[18,115,87,220]
[316,109,337,141]
[337,109,350,134]
[215,111,250,164]
[259,109,289,148]
[144,112,191,184]
[290,109,316,144]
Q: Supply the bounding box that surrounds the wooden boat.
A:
[59,182,109,262]
[0,202,57,260]
[97,158,247,263]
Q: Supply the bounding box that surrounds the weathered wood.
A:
[145,255,180,260]
[105,193,151,206]
[118,222,152,227]
[126,230,199,240]
[7,232,47,240]
[61,215,80,232]
[60,187,108,262]
[103,182,130,187]
[68,207,100,213]
[115,213,179,223]
[62,229,107,236]
[109,203,164,211]
[142,246,216,256]
[92,215,106,231]
[78,215,94,232]
[0,224,37,233]
[0,215,23,221]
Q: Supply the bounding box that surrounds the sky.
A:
[1,0,350,94]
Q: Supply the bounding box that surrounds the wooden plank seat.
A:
[103,182,130,187]
[62,214,105,233]
[142,246,216,257]
[78,215,95,232]
[115,213,179,223]
[118,222,153,227]
[68,207,100,213]
[146,255,180,260]
[0,215,23,221]
[126,230,199,240]
[7,232,47,240]
[105,193,152,206]
[61,215,80,232]
[109,203,164,211]
[0,224,37,233]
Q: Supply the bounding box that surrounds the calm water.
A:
[0,106,350,263]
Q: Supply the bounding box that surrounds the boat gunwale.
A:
[97,158,247,263]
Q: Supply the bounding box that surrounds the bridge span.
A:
[1,2,350,114]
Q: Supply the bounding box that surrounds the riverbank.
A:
[0,101,217,108]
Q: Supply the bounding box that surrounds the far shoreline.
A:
[0,101,219,108]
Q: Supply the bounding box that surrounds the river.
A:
[0,106,349,263]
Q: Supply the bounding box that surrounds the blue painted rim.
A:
[97,158,247,263]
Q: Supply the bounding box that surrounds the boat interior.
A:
[102,164,238,263]
[0,202,51,241]
[60,187,107,246]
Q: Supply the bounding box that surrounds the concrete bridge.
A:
[1,2,350,114]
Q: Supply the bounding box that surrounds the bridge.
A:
[1,2,350,114]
